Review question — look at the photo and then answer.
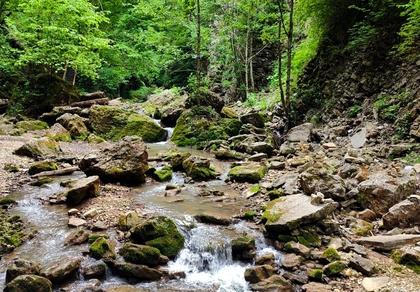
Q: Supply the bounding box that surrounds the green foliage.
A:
[129,87,152,102]
[398,0,420,55]
[348,105,362,117]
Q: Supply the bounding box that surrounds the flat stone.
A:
[68,217,87,228]
[302,282,333,292]
[287,123,313,142]
[362,276,389,292]
[281,253,304,269]
[264,194,339,234]
[356,234,420,251]
[83,208,98,218]
[328,237,344,251]
[350,128,367,148]
[348,254,375,276]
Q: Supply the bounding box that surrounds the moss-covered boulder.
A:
[320,247,341,263]
[110,261,163,281]
[141,89,187,117]
[41,257,83,283]
[323,261,346,276]
[89,237,116,261]
[13,137,61,158]
[170,106,242,147]
[152,166,173,182]
[56,113,89,140]
[30,177,53,187]
[89,105,167,142]
[61,176,100,206]
[79,136,149,185]
[228,163,268,183]
[130,216,184,258]
[87,133,106,143]
[391,248,420,274]
[45,123,72,141]
[5,259,40,284]
[182,155,215,181]
[232,236,256,261]
[16,120,48,131]
[4,275,52,292]
[40,106,83,125]
[28,160,58,175]
[119,243,161,267]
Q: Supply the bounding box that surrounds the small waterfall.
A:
[153,119,174,143]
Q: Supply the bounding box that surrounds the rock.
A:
[130,216,184,258]
[89,105,167,142]
[4,275,52,292]
[243,184,260,198]
[110,261,163,281]
[214,148,249,160]
[68,217,87,228]
[348,254,375,276]
[327,238,344,251]
[64,227,90,245]
[228,162,268,183]
[244,265,276,284]
[279,142,297,155]
[45,123,72,141]
[119,243,161,266]
[41,257,83,283]
[5,259,41,283]
[119,211,141,231]
[255,253,276,267]
[240,111,265,128]
[361,276,390,292]
[286,123,313,142]
[248,153,268,161]
[231,236,256,260]
[40,106,83,125]
[356,234,420,251]
[282,271,308,284]
[141,89,187,117]
[62,176,100,206]
[56,113,89,139]
[89,237,116,261]
[82,261,107,279]
[263,194,338,234]
[299,168,347,201]
[269,161,286,170]
[349,219,374,236]
[194,212,232,226]
[13,137,61,158]
[28,160,58,175]
[79,136,149,185]
[358,170,416,215]
[272,173,299,195]
[16,120,48,131]
[281,253,304,269]
[322,142,337,150]
[152,167,173,182]
[358,209,377,222]
[350,127,367,148]
[322,261,346,276]
[87,133,106,143]
[182,156,215,181]
[391,247,420,273]
[251,275,294,292]
[382,195,420,229]
[83,208,98,218]
[92,221,107,231]
[246,142,274,155]
[302,282,333,292]
[284,241,311,258]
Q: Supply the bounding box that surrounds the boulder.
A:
[41,257,83,283]
[231,236,256,261]
[358,170,416,215]
[362,276,390,292]
[16,120,48,131]
[79,136,148,185]
[281,254,304,269]
[64,227,90,245]
[182,155,215,181]
[251,275,294,292]
[5,259,40,283]
[348,254,375,276]
[356,234,420,251]
[89,237,116,261]
[286,123,313,142]
[130,216,184,258]
[28,160,58,175]
[89,105,167,142]
[272,173,299,195]
[119,243,161,266]
[45,123,72,141]
[391,247,420,273]
[13,137,61,158]
[119,211,141,231]
[194,212,232,226]
[240,111,265,128]
[263,194,339,234]
[56,113,89,139]
[82,261,107,279]
[299,172,347,201]
[62,176,100,206]
[244,265,276,284]
[141,89,187,117]
[110,261,163,281]
[4,275,52,292]
[40,106,83,125]
[382,195,420,229]
[228,163,268,183]
[214,148,249,160]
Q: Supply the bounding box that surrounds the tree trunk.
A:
[196,0,201,104]
[70,98,109,108]
[285,0,294,127]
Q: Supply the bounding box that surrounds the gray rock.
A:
[281,253,304,269]
[286,123,313,142]
[5,259,40,284]
[248,153,268,162]
[356,234,420,251]
[45,123,72,141]
[228,162,268,183]
[382,195,420,230]
[41,257,83,283]
[40,106,83,125]
[357,170,416,215]
[279,142,296,155]
[350,127,367,148]
[4,275,52,292]
[64,227,90,245]
[111,261,163,280]
[160,108,183,127]
[299,171,347,201]
[82,261,106,279]
[264,194,338,234]
[246,142,274,155]
[251,275,294,291]
[362,276,390,292]
[68,217,87,228]
[302,282,333,292]
[240,111,265,128]
[285,241,311,258]
[56,113,89,139]
[13,137,61,158]
[244,265,276,284]
[214,148,249,160]
[272,173,299,195]
[79,136,149,185]
[348,254,375,276]
[62,176,100,206]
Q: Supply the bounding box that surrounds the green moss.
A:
[4,275,52,292]
[88,234,109,244]
[30,177,53,186]
[6,214,20,223]
[228,164,268,183]
[298,230,321,247]
[231,236,256,251]
[0,198,17,205]
[311,269,323,280]
[321,247,341,263]
[267,189,284,200]
[243,210,256,220]
[392,249,420,274]
[323,261,346,276]
[89,237,115,260]
[262,198,286,224]
[152,168,173,182]
[283,242,293,253]
[28,161,58,175]
[16,120,48,131]
[119,243,161,266]
[353,221,374,236]
[250,184,260,193]
[278,234,297,243]
[87,133,106,143]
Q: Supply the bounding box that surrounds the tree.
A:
[6,0,109,79]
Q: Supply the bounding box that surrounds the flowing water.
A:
[0,125,282,291]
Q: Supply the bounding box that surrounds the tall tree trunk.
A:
[285,0,294,126]
[277,0,287,121]
[196,0,201,104]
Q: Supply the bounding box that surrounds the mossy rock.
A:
[30,177,53,187]
[89,105,167,142]
[323,261,346,276]
[231,236,256,252]
[152,167,173,182]
[170,106,240,147]
[228,163,268,183]
[88,233,109,244]
[297,230,321,247]
[182,155,215,181]
[243,210,256,220]
[311,269,323,281]
[87,133,106,143]
[15,120,48,131]
[267,189,284,200]
[4,275,52,292]
[130,216,185,258]
[0,198,17,205]
[13,137,61,158]
[278,234,297,243]
[221,107,239,119]
[261,198,286,225]
[391,249,420,274]
[28,160,58,175]
[119,243,161,267]
[321,247,341,263]
[89,237,116,261]
[45,123,72,142]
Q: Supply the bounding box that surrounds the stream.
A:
[0,123,282,292]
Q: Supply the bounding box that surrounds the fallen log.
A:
[32,166,79,178]
[80,91,105,101]
[70,98,109,108]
